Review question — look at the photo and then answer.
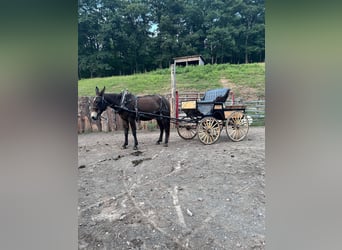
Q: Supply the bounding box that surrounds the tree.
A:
[235,0,265,63]
[78,0,265,78]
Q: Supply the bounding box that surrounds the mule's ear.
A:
[95,86,99,95]
[100,86,106,96]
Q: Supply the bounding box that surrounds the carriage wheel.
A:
[177,117,197,140]
[197,117,221,145]
[226,111,249,142]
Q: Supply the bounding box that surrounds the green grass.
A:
[78,62,265,99]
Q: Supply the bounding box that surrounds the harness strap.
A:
[135,97,139,120]
[120,90,128,108]
[134,97,138,116]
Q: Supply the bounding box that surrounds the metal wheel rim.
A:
[177,117,197,140]
[226,111,249,142]
[197,117,221,145]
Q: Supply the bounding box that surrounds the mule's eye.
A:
[94,98,100,105]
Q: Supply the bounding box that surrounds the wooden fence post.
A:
[170,64,176,121]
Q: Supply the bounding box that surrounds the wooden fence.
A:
[78,96,168,133]
[77,93,264,133]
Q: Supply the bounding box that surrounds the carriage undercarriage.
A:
[176,109,249,145]
[119,88,249,145]
[174,88,249,145]
[94,87,249,146]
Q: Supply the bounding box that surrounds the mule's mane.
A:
[102,91,137,111]
[103,92,121,102]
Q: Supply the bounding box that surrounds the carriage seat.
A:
[197,88,230,115]
[198,88,230,104]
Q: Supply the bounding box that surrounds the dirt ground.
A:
[78,126,265,250]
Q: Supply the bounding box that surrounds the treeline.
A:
[78,0,264,79]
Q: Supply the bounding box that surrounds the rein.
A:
[96,92,173,121]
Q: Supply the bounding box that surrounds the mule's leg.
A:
[156,119,164,145]
[130,119,138,150]
[122,119,129,149]
[163,118,170,147]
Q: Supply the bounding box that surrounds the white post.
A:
[170,64,176,119]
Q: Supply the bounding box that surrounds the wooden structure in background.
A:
[173,55,205,67]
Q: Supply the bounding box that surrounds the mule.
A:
[90,86,170,150]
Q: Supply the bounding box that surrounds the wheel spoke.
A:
[207,135,212,144]
[235,128,241,139]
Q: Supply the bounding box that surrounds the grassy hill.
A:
[78,62,265,100]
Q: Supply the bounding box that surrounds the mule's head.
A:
[91,86,107,120]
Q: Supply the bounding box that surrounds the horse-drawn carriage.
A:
[91,86,249,149]
[176,88,249,145]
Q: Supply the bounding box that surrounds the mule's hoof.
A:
[163,143,168,147]
[156,141,161,145]
[121,145,127,149]
[133,146,138,150]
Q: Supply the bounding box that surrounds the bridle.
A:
[92,94,121,118]
[93,95,109,107]
[92,95,110,121]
